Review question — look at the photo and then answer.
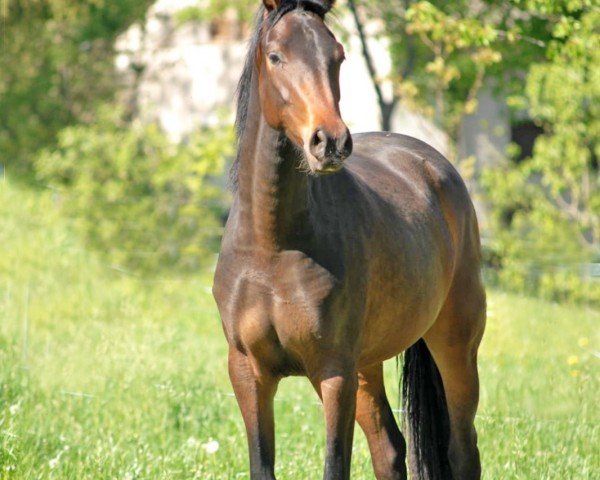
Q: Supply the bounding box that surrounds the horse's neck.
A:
[235,84,312,253]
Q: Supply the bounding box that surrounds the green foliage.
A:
[0,181,598,478]
[176,0,256,27]
[402,1,503,133]
[483,8,600,304]
[350,0,588,139]
[0,0,153,176]
[175,6,212,24]
[35,107,231,273]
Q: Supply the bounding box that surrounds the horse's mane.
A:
[230,0,334,189]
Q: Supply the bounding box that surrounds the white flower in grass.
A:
[202,439,219,454]
[48,455,61,469]
[9,403,20,415]
[186,436,199,449]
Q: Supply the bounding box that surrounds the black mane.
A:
[230,0,334,189]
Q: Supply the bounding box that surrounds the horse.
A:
[212,1,486,478]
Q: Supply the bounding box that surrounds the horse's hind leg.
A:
[424,268,486,480]
[356,363,407,480]
[228,347,279,480]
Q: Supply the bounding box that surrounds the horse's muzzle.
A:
[309,128,353,174]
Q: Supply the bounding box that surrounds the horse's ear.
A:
[316,1,337,14]
[262,0,281,12]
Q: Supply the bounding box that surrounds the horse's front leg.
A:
[228,347,279,480]
[311,357,359,480]
[356,363,407,480]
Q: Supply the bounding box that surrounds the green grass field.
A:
[1,180,598,479]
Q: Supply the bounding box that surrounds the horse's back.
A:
[345,132,478,260]
[349,132,471,209]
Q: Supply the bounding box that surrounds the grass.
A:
[0,179,598,479]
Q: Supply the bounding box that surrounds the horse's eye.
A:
[268,52,282,65]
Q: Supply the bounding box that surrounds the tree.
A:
[0,0,153,176]
[346,0,402,131]
[482,6,599,304]
[345,0,556,140]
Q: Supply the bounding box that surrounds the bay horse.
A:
[212,1,486,478]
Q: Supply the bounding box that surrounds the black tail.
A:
[402,339,452,480]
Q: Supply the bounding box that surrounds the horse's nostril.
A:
[337,129,353,159]
[311,129,327,147]
[310,128,351,163]
[343,132,353,157]
[310,129,328,159]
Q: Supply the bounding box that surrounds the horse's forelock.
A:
[268,0,332,26]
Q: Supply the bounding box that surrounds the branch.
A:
[464,65,485,112]
[347,0,398,121]
[399,0,416,79]
[496,30,546,48]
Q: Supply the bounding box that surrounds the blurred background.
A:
[0,0,598,478]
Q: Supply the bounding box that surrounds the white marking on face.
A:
[299,89,320,170]
[280,84,290,103]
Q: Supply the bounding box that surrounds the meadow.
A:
[0,179,598,479]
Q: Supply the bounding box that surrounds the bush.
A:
[36,106,232,273]
[481,10,600,305]
[0,0,154,176]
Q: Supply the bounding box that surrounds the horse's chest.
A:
[214,250,339,367]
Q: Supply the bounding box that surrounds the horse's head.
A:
[257,0,352,174]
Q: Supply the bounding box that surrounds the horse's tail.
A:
[402,338,452,480]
